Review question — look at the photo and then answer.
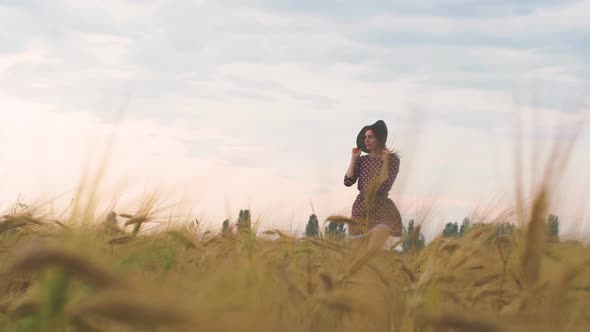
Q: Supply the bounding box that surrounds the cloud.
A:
[3,0,587,114]
[253,0,580,20]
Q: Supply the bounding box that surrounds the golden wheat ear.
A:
[71,290,192,331]
[9,244,125,290]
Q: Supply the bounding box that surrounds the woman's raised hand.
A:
[352,147,361,159]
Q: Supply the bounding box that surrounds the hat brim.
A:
[356,126,371,153]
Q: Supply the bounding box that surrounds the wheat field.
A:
[0,182,589,332]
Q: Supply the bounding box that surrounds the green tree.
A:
[237,209,251,234]
[496,222,516,236]
[402,219,425,252]
[325,222,346,240]
[416,232,425,250]
[546,214,559,241]
[442,222,459,237]
[222,219,230,234]
[402,219,414,252]
[459,217,471,236]
[305,214,320,237]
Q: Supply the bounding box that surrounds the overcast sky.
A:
[1,0,589,240]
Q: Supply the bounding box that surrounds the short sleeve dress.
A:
[344,153,403,237]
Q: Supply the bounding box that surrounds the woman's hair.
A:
[368,129,401,158]
[367,129,386,150]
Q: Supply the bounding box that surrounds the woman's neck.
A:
[369,149,381,158]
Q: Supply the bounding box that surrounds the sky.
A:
[1,0,589,240]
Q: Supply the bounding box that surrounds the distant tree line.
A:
[441,214,560,240]
[303,214,425,252]
[221,209,252,235]
[221,211,561,251]
[303,213,346,239]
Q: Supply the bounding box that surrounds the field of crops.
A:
[0,186,589,332]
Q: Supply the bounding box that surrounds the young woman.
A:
[344,120,402,248]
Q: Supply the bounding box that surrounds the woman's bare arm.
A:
[344,147,361,187]
[346,155,358,178]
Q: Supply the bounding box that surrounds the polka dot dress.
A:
[344,153,402,237]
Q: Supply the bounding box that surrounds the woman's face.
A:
[364,129,380,152]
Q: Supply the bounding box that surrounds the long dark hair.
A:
[378,137,402,159]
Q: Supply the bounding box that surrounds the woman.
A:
[344,120,403,248]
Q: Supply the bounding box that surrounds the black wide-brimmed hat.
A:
[356,120,388,153]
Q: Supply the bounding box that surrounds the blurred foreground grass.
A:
[1,188,589,332]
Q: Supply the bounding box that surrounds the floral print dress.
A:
[344,153,403,237]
